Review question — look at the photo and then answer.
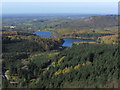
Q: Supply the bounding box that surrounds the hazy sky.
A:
[2,0,119,2]
[2,1,118,15]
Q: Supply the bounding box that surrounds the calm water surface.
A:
[35,31,54,37]
[35,31,96,47]
[62,38,96,47]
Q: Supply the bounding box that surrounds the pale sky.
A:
[2,0,119,2]
[1,0,119,15]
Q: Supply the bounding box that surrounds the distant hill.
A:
[2,15,119,31]
[82,15,118,28]
[50,15,119,39]
[53,15,118,29]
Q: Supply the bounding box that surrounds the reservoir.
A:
[35,31,96,47]
[35,31,54,37]
[62,38,96,47]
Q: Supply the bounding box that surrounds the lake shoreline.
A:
[34,31,97,47]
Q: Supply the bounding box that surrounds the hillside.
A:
[2,15,119,88]
[44,15,118,40]
[2,15,118,31]
[46,15,118,30]
[2,43,118,88]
